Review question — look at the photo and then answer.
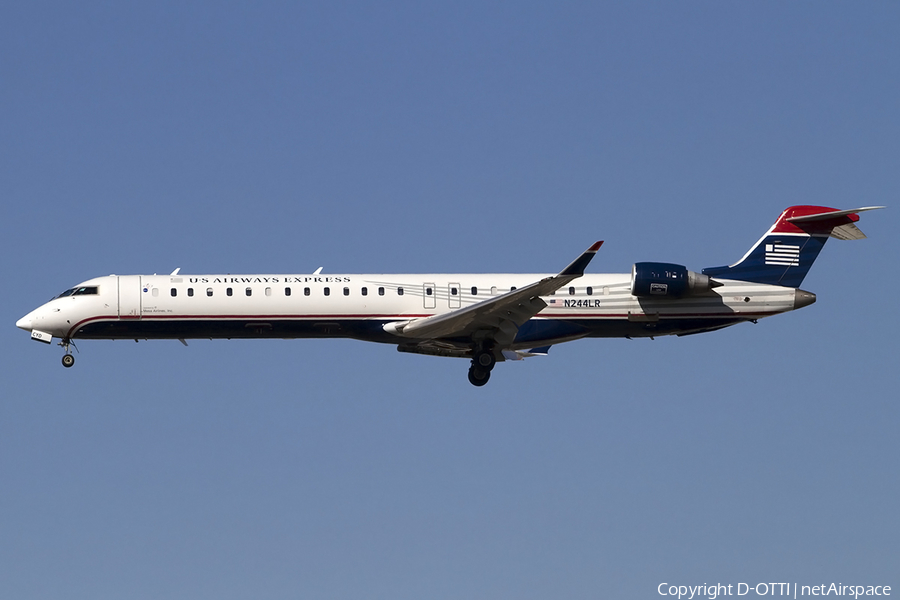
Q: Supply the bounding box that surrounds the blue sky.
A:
[2,3,898,599]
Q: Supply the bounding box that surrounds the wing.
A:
[384,241,602,346]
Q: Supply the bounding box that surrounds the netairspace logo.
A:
[658,583,891,600]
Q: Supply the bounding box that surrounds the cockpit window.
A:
[55,286,98,299]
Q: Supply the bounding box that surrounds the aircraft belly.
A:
[580,316,745,338]
[74,313,751,345]
[73,317,400,343]
[512,319,591,346]
[513,315,747,344]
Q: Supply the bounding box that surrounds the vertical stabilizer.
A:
[702,206,883,287]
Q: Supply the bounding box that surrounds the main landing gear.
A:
[59,339,76,368]
[467,347,496,387]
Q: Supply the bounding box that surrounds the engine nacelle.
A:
[631,262,718,298]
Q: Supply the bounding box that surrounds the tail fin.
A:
[702,205,884,287]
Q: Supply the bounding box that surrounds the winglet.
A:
[559,241,603,277]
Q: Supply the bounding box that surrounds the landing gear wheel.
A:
[468,366,490,387]
[62,354,75,368]
[474,350,496,370]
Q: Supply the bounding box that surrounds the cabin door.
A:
[118,275,142,319]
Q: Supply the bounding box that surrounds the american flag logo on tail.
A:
[765,244,800,266]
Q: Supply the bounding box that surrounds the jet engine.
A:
[630,262,719,298]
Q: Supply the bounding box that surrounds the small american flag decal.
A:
[765,243,800,266]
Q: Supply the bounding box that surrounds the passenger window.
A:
[378,287,385,296]
[471,287,478,295]
[569,287,575,295]
[343,287,349,296]
[304,287,310,296]
[491,286,497,295]
[361,287,368,296]
[187,288,194,297]
[207,288,213,297]
[245,287,252,296]
[324,287,330,296]
[227,287,233,296]
[265,287,272,297]
[171,288,177,297]
[587,286,593,296]
[451,287,458,296]
[398,287,404,296]
[285,287,291,296]
[426,287,433,296]
[510,286,516,291]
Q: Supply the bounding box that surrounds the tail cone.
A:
[794,289,817,309]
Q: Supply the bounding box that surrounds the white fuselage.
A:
[17,272,800,351]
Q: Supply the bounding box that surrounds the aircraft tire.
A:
[468,366,490,387]
[474,350,495,370]
[62,354,75,368]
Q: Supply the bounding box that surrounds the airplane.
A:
[16,205,883,386]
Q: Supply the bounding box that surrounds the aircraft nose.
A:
[16,314,33,331]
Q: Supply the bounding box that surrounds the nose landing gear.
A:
[59,339,77,368]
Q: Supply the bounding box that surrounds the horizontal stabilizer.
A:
[785,206,885,240]
[829,222,867,240]
[785,206,885,223]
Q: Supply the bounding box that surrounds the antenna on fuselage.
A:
[313,267,323,275]
[170,268,181,276]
